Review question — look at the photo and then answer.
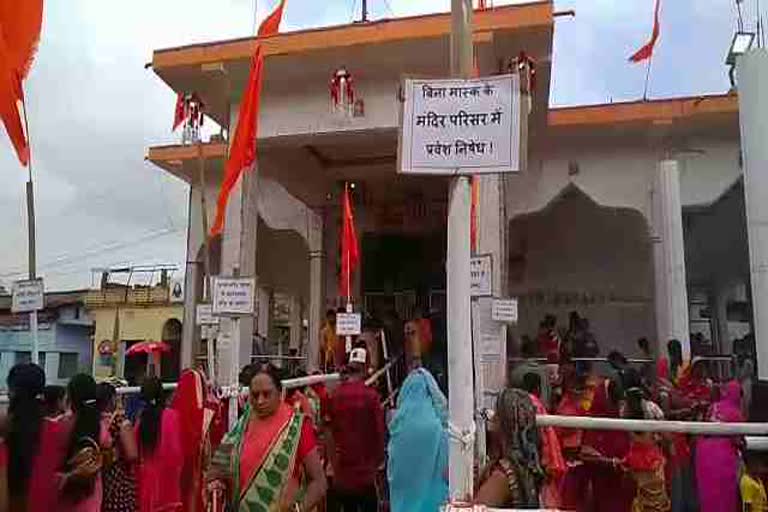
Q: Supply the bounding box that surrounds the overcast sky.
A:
[0,0,753,291]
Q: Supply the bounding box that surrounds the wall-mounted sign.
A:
[491,298,518,323]
[12,279,44,313]
[470,255,493,297]
[196,304,219,326]
[212,278,255,316]
[399,74,521,175]
[336,313,362,336]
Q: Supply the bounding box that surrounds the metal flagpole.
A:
[447,0,475,502]
[21,91,40,366]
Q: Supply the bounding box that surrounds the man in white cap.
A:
[325,347,385,512]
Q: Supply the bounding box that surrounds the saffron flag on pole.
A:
[0,0,43,167]
[628,0,661,62]
[210,0,286,236]
[172,92,185,131]
[340,184,359,301]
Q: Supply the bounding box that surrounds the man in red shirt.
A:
[326,348,385,512]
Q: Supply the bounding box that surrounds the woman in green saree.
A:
[210,365,327,512]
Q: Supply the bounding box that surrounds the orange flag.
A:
[339,184,359,300]
[629,0,661,63]
[0,0,43,167]
[211,0,286,236]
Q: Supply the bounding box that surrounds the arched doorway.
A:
[508,184,654,357]
[161,319,182,381]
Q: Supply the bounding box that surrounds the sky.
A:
[0,0,756,291]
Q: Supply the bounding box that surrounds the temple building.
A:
[146,2,750,379]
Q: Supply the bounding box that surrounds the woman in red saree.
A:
[134,376,184,512]
[209,364,327,512]
[171,369,222,512]
[522,372,565,508]
[581,375,635,512]
[556,371,592,512]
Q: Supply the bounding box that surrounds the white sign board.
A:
[470,254,493,297]
[12,279,44,313]
[336,313,362,336]
[212,278,255,316]
[399,74,521,175]
[492,298,518,323]
[196,304,220,326]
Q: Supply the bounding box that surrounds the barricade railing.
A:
[533,413,768,435]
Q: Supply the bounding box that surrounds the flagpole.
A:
[642,52,654,100]
[21,90,40,367]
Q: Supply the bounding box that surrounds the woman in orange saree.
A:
[210,365,327,512]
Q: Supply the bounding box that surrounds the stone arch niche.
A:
[508,183,655,357]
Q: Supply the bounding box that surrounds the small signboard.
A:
[470,254,492,297]
[336,312,362,336]
[196,304,219,326]
[399,74,521,175]
[12,278,44,313]
[212,278,255,316]
[492,298,518,323]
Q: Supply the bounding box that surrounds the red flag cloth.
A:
[173,92,185,131]
[210,0,286,236]
[339,184,359,300]
[0,0,43,167]
[629,0,661,63]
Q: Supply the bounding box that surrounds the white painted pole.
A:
[447,0,475,502]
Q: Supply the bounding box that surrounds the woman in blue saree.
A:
[387,368,449,512]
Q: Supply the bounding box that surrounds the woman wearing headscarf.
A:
[621,369,670,512]
[695,380,744,512]
[476,389,543,509]
[580,374,634,512]
[170,369,221,512]
[388,368,448,512]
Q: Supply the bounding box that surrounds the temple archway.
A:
[508,183,654,356]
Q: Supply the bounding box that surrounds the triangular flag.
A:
[0,0,43,167]
[211,0,286,236]
[339,184,359,300]
[629,0,661,63]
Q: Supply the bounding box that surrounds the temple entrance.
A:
[362,231,448,390]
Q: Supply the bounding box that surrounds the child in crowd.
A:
[741,451,768,512]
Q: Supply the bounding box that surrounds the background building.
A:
[0,290,93,388]
[85,266,184,383]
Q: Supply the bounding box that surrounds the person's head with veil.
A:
[388,368,448,512]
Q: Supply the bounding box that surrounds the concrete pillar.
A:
[652,159,691,360]
[737,49,768,379]
[713,284,731,355]
[473,175,508,407]
[257,286,271,341]
[308,214,324,371]
[289,295,302,351]
[180,186,203,371]
[219,171,258,382]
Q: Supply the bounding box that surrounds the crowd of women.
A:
[1,335,765,512]
[492,338,765,512]
[0,364,221,512]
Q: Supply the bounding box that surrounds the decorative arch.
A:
[508,183,655,356]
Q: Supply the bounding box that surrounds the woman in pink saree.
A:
[695,380,744,512]
[134,377,184,512]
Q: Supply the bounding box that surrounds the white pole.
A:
[447,0,475,502]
